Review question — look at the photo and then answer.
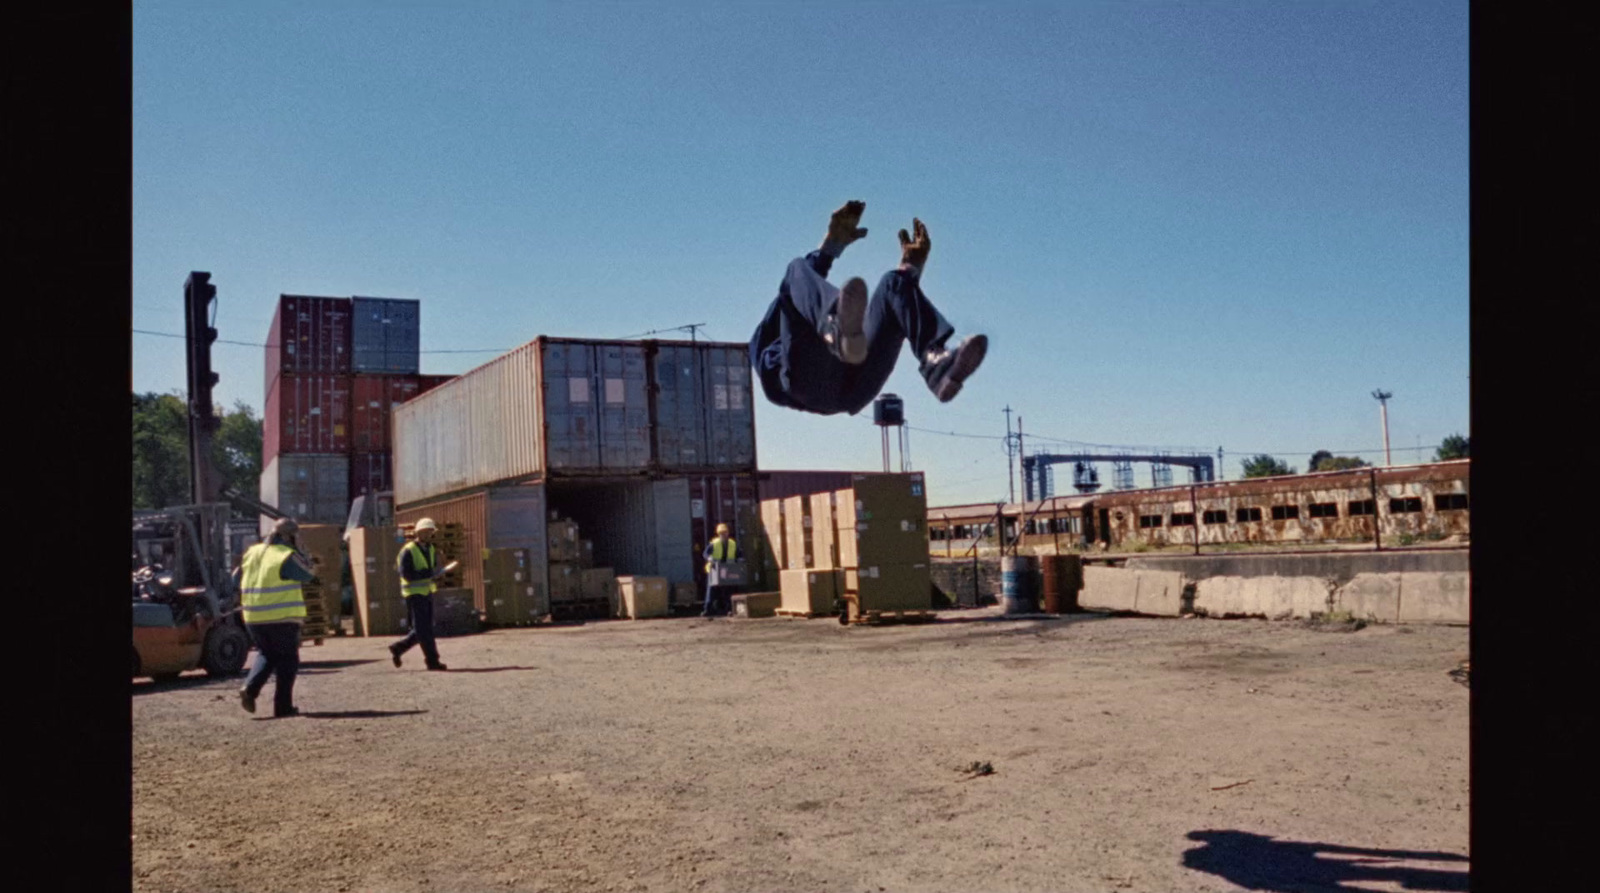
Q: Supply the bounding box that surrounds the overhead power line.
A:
[132,328,511,354]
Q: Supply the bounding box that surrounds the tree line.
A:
[1240,433,1469,479]
[132,392,263,516]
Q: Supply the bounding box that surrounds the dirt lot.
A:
[133,609,1469,892]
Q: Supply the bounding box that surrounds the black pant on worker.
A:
[242,621,301,717]
[391,593,443,668]
[750,251,955,416]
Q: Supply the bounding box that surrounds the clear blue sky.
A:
[133,0,1469,506]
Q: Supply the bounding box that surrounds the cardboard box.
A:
[836,474,930,568]
[759,498,786,574]
[576,538,595,569]
[580,567,617,611]
[349,526,405,636]
[483,547,546,624]
[732,591,781,619]
[548,562,582,602]
[296,523,345,621]
[844,562,933,613]
[616,576,669,619]
[809,491,838,569]
[672,580,699,608]
[547,519,580,562]
[780,568,841,615]
[783,495,812,570]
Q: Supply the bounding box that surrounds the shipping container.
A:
[686,473,759,583]
[754,470,859,502]
[393,337,757,505]
[417,373,455,395]
[260,454,351,530]
[350,375,421,452]
[264,296,352,387]
[263,373,352,464]
[544,477,696,589]
[394,484,548,615]
[350,297,422,374]
[350,451,392,502]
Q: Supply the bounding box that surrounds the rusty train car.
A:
[928,460,1469,554]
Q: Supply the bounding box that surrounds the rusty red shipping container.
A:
[350,451,392,503]
[350,375,421,452]
[265,296,352,389]
[416,374,455,395]
[263,373,352,465]
[754,469,860,502]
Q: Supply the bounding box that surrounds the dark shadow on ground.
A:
[297,709,429,719]
[1181,829,1469,892]
[438,666,539,673]
[132,673,238,695]
[298,659,383,673]
[929,611,1113,625]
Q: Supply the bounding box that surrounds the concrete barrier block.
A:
[1336,573,1401,623]
[1397,572,1470,624]
[1082,566,1139,612]
[1194,576,1246,616]
[1133,569,1186,616]
[1283,577,1332,619]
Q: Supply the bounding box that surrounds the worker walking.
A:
[701,523,739,617]
[233,518,317,718]
[750,199,987,417]
[388,518,453,671]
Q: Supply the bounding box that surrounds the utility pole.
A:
[1002,405,1017,505]
[1372,389,1394,467]
[185,272,221,506]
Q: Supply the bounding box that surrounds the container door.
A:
[542,342,600,471]
[652,478,695,587]
[651,344,703,468]
[597,343,651,471]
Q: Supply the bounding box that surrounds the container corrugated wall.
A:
[651,343,756,470]
[263,373,352,465]
[544,478,695,588]
[395,490,488,612]
[261,454,350,528]
[351,297,421,374]
[350,451,391,502]
[395,485,549,616]
[756,470,859,502]
[393,340,544,505]
[265,296,352,388]
[351,375,421,452]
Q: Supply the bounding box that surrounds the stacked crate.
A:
[766,493,841,616]
[483,547,546,626]
[348,526,405,636]
[834,473,932,614]
[296,524,345,641]
[397,521,466,590]
[546,511,616,620]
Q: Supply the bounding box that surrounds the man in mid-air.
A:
[750,200,987,416]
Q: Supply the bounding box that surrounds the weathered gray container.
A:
[260,454,351,532]
[393,337,757,505]
[351,297,421,374]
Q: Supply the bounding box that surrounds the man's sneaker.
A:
[426,662,449,672]
[923,335,988,402]
[239,689,256,714]
[390,647,403,668]
[828,277,869,364]
[273,706,300,719]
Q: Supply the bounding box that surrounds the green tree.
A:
[132,392,263,517]
[1435,433,1469,461]
[1241,454,1295,478]
[1309,450,1370,472]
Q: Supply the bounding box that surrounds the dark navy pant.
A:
[702,583,733,616]
[242,621,301,716]
[752,254,955,416]
[393,594,442,666]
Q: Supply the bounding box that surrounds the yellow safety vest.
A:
[705,538,737,573]
[398,541,438,598]
[238,543,307,624]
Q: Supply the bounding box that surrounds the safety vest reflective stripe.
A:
[398,541,437,598]
[238,543,307,624]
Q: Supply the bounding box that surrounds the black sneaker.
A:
[822,278,869,365]
[239,689,256,714]
[390,648,402,669]
[923,335,988,402]
[273,706,300,718]
[426,662,449,672]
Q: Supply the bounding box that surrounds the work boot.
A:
[426,662,448,672]
[389,645,403,668]
[898,218,931,276]
[823,277,869,364]
[273,706,300,718]
[922,334,988,403]
[239,689,256,714]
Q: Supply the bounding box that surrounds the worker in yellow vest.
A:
[701,522,739,617]
[388,518,457,671]
[232,517,318,717]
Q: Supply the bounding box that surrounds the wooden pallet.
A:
[774,608,833,619]
[849,610,936,626]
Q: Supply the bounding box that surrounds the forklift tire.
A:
[202,624,251,677]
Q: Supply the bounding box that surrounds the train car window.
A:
[1271,505,1300,520]
[1308,502,1338,518]
[1389,497,1423,513]
[1433,493,1469,511]
[1347,499,1376,516]
[1138,514,1163,528]
[1236,507,1263,522]
[1170,512,1195,526]
[1202,509,1228,524]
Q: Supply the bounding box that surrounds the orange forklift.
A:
[132,504,250,681]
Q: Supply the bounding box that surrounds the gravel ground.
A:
[132,609,1469,893]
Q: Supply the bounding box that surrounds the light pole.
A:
[1372,389,1393,467]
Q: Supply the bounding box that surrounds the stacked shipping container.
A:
[260,294,452,528]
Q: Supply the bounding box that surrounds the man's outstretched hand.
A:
[827,200,869,246]
[899,217,931,271]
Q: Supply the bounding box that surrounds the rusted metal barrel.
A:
[1040,555,1083,613]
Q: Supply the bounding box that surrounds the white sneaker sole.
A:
[837,277,868,365]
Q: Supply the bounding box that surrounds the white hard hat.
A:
[415,518,438,531]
